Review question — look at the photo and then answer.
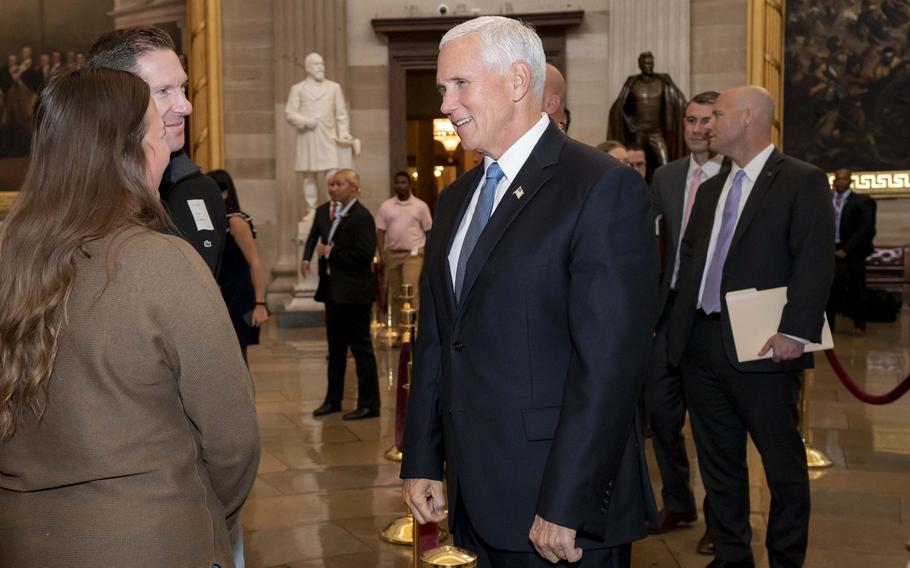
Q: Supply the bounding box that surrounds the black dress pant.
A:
[826,255,866,331]
[645,294,697,516]
[681,313,809,568]
[452,489,631,568]
[324,301,379,410]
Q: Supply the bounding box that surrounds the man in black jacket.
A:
[88,27,226,275]
[668,86,833,568]
[827,169,876,336]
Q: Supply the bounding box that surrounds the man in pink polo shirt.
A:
[376,171,433,328]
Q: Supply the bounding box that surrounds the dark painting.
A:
[784,0,910,172]
[0,0,115,191]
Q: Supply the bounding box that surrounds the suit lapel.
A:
[456,123,563,313]
[729,150,783,251]
[438,167,484,316]
[667,160,689,247]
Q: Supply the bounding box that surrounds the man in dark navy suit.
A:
[401,16,659,567]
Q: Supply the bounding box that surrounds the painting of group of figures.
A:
[784,0,910,173]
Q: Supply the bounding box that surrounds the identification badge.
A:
[187,199,215,231]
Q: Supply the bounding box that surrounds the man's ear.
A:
[741,108,754,128]
[511,60,532,102]
[543,93,560,114]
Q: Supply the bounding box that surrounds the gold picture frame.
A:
[749,0,910,197]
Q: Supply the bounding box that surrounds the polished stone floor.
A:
[240,313,910,567]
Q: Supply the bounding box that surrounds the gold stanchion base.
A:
[421,545,478,567]
[806,444,833,469]
[379,514,449,546]
[381,514,414,545]
[385,445,403,462]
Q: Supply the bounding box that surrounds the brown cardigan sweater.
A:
[0,228,260,568]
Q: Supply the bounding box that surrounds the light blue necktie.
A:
[701,169,746,314]
[454,162,504,300]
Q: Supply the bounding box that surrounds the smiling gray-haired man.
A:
[401,15,659,567]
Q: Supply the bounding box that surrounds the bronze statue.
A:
[608,51,687,171]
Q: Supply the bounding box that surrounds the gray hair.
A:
[439,16,546,99]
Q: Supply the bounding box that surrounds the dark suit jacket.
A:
[401,123,659,551]
[837,191,876,265]
[667,150,835,374]
[310,200,377,305]
[303,201,333,263]
[651,156,732,315]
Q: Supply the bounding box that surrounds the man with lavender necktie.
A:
[667,86,834,568]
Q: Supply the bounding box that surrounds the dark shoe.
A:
[312,402,341,417]
[697,530,716,555]
[646,508,698,534]
[342,407,380,420]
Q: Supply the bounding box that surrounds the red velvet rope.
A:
[824,349,910,405]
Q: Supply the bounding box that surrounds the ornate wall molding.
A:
[828,171,910,197]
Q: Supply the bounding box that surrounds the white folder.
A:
[725,287,834,363]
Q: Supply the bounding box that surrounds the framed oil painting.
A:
[782,0,910,195]
[0,0,222,215]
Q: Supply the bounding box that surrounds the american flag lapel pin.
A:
[513,186,525,199]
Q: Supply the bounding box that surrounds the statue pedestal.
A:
[276,211,323,328]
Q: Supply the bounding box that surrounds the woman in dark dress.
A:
[209,169,269,362]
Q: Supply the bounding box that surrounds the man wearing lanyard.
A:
[647,91,727,556]
[375,171,433,329]
[668,86,833,568]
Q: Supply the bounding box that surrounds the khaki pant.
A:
[383,249,423,329]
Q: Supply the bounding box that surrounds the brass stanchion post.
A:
[378,280,400,343]
[381,283,449,548]
[385,283,415,462]
[800,370,833,469]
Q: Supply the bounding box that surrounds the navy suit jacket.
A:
[401,122,659,551]
[667,150,835,373]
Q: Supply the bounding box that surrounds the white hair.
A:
[439,16,546,99]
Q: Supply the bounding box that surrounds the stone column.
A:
[269,0,349,301]
[607,0,691,103]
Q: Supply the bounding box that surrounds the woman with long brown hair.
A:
[0,68,259,567]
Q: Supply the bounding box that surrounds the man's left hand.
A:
[758,333,806,362]
[528,515,582,563]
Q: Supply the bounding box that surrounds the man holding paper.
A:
[667,86,834,568]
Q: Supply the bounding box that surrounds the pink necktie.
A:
[681,166,702,234]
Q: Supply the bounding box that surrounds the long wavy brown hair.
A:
[0,68,173,441]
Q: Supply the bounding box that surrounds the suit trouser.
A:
[645,295,698,515]
[681,313,809,568]
[452,488,631,568]
[827,256,867,330]
[383,249,423,328]
[324,302,380,409]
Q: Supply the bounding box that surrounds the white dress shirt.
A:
[697,144,775,307]
[670,154,724,288]
[447,114,551,285]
